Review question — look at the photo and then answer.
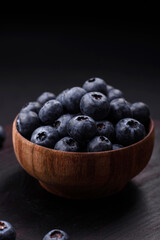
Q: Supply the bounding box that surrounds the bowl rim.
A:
[13,116,154,156]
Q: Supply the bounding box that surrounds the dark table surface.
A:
[0,121,160,240]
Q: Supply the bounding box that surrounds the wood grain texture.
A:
[0,121,160,240]
[12,117,154,199]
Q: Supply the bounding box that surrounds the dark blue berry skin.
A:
[37,92,56,105]
[115,118,146,146]
[54,114,74,138]
[108,88,123,102]
[0,126,6,148]
[130,102,150,127]
[108,98,132,123]
[20,101,41,114]
[82,77,107,95]
[0,220,16,240]
[67,115,97,143]
[54,136,80,152]
[80,92,110,120]
[17,111,40,139]
[56,89,69,108]
[39,100,63,125]
[62,87,86,113]
[96,120,115,142]
[43,229,70,240]
[87,136,112,152]
[106,84,114,93]
[112,143,124,150]
[31,126,59,148]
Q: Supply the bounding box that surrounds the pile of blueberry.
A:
[0,220,69,239]
[17,77,150,152]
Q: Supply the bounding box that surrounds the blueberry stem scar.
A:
[0,221,7,230]
[66,139,75,146]
[36,132,46,141]
[127,120,138,128]
[76,116,88,121]
[100,136,108,142]
[88,78,95,82]
[97,123,105,129]
[92,94,102,100]
[50,230,64,238]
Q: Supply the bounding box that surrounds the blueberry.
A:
[115,118,146,146]
[31,126,59,148]
[80,92,110,120]
[39,100,63,125]
[54,136,80,152]
[108,98,132,123]
[17,111,40,139]
[87,136,112,152]
[82,77,107,95]
[108,88,123,102]
[20,101,41,114]
[43,229,70,240]
[62,87,86,113]
[54,114,74,138]
[112,143,124,150]
[96,120,115,142]
[0,220,16,240]
[56,89,69,107]
[37,92,56,105]
[0,126,6,148]
[106,84,114,92]
[130,102,150,127]
[67,115,97,142]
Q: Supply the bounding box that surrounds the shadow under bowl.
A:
[12,117,155,199]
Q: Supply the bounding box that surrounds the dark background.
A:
[0,15,160,240]
[0,15,160,125]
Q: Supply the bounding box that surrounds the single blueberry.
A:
[39,100,63,125]
[54,136,80,152]
[0,125,6,148]
[112,143,124,150]
[56,89,69,109]
[54,114,74,138]
[115,118,146,146]
[108,98,132,123]
[96,120,115,142]
[43,229,70,240]
[82,77,107,95]
[80,92,110,120]
[87,136,112,152]
[62,87,86,113]
[67,115,97,142]
[31,126,59,148]
[17,111,40,139]
[108,88,124,102]
[20,101,41,114]
[37,91,56,105]
[0,220,16,240]
[130,102,150,127]
[106,84,114,93]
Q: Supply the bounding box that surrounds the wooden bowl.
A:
[12,117,155,199]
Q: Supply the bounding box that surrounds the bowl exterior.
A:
[12,117,155,199]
